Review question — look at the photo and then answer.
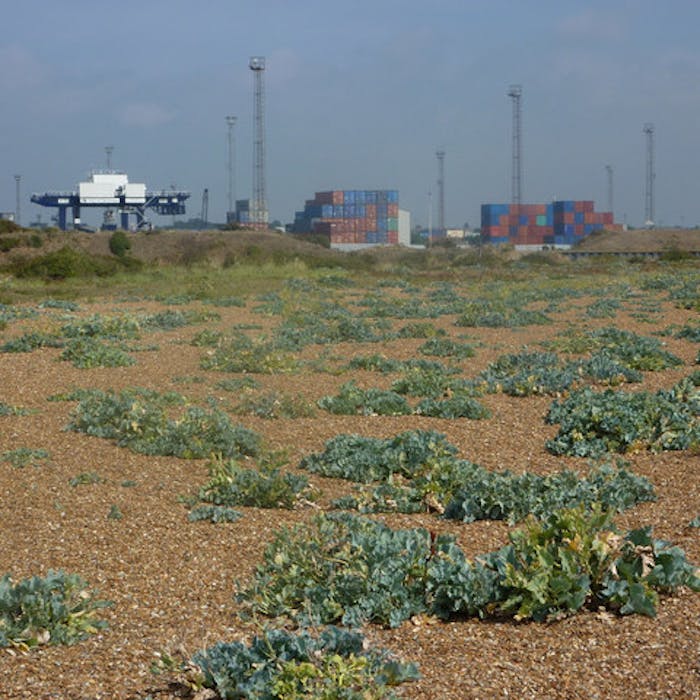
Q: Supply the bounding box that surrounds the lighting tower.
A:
[605,164,614,217]
[508,84,523,207]
[225,115,237,222]
[436,150,445,233]
[105,145,114,170]
[643,123,655,227]
[14,175,21,226]
[249,56,268,227]
[104,146,115,229]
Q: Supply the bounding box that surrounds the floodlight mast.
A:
[226,115,237,219]
[605,164,614,218]
[643,123,655,227]
[508,84,523,208]
[249,56,268,227]
[436,150,445,233]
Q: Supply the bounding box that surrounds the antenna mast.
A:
[643,123,655,227]
[249,56,268,227]
[605,164,614,217]
[436,150,445,233]
[225,116,237,221]
[508,84,523,207]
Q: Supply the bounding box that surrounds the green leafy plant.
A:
[546,376,700,457]
[1,448,50,468]
[0,570,110,649]
[187,505,243,523]
[240,510,699,628]
[108,230,131,258]
[60,338,135,368]
[418,337,475,359]
[190,627,419,699]
[67,388,260,459]
[1,332,63,353]
[68,471,103,487]
[317,381,411,416]
[234,391,316,419]
[195,455,312,510]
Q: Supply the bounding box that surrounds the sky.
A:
[2,0,700,230]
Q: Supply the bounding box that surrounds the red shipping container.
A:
[387,203,399,217]
[583,201,594,213]
[603,213,613,225]
[332,190,344,205]
[315,192,333,205]
[574,201,584,212]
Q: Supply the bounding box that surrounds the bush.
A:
[547,376,700,457]
[195,456,312,509]
[190,627,419,699]
[0,570,110,649]
[11,246,123,279]
[67,388,260,459]
[108,230,131,258]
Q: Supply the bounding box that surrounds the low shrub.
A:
[190,627,419,699]
[0,570,110,649]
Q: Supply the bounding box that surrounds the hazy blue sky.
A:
[2,0,700,229]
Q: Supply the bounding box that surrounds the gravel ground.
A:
[0,277,698,699]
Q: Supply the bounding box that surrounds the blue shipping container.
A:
[344,190,356,204]
[387,190,399,203]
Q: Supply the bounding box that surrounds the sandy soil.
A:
[0,273,698,699]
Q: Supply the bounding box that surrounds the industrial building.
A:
[481,201,618,247]
[292,190,410,249]
[31,171,190,231]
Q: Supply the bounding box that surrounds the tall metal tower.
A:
[105,145,114,170]
[225,115,237,221]
[249,56,268,227]
[643,123,655,227]
[508,84,523,207]
[436,150,445,232]
[14,174,21,226]
[605,164,614,217]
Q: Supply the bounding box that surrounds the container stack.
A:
[481,201,616,246]
[293,190,400,246]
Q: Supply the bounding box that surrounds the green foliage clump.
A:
[1,448,50,468]
[145,308,220,331]
[305,432,653,520]
[0,570,110,649]
[676,323,700,342]
[346,354,402,373]
[190,627,419,700]
[195,456,312,509]
[455,301,551,328]
[190,328,224,347]
[11,246,128,279]
[187,505,243,523]
[239,513,439,627]
[215,376,260,392]
[318,381,411,416]
[108,230,131,258]
[301,430,458,483]
[234,391,316,419]
[240,509,699,628]
[60,338,135,368]
[0,402,29,416]
[444,463,655,524]
[38,299,79,311]
[68,471,102,487]
[201,333,298,374]
[1,332,63,353]
[396,322,445,339]
[418,337,475,359]
[67,388,260,459]
[589,327,682,371]
[61,314,141,341]
[546,376,700,457]
[480,351,578,396]
[415,393,491,419]
[586,298,622,318]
